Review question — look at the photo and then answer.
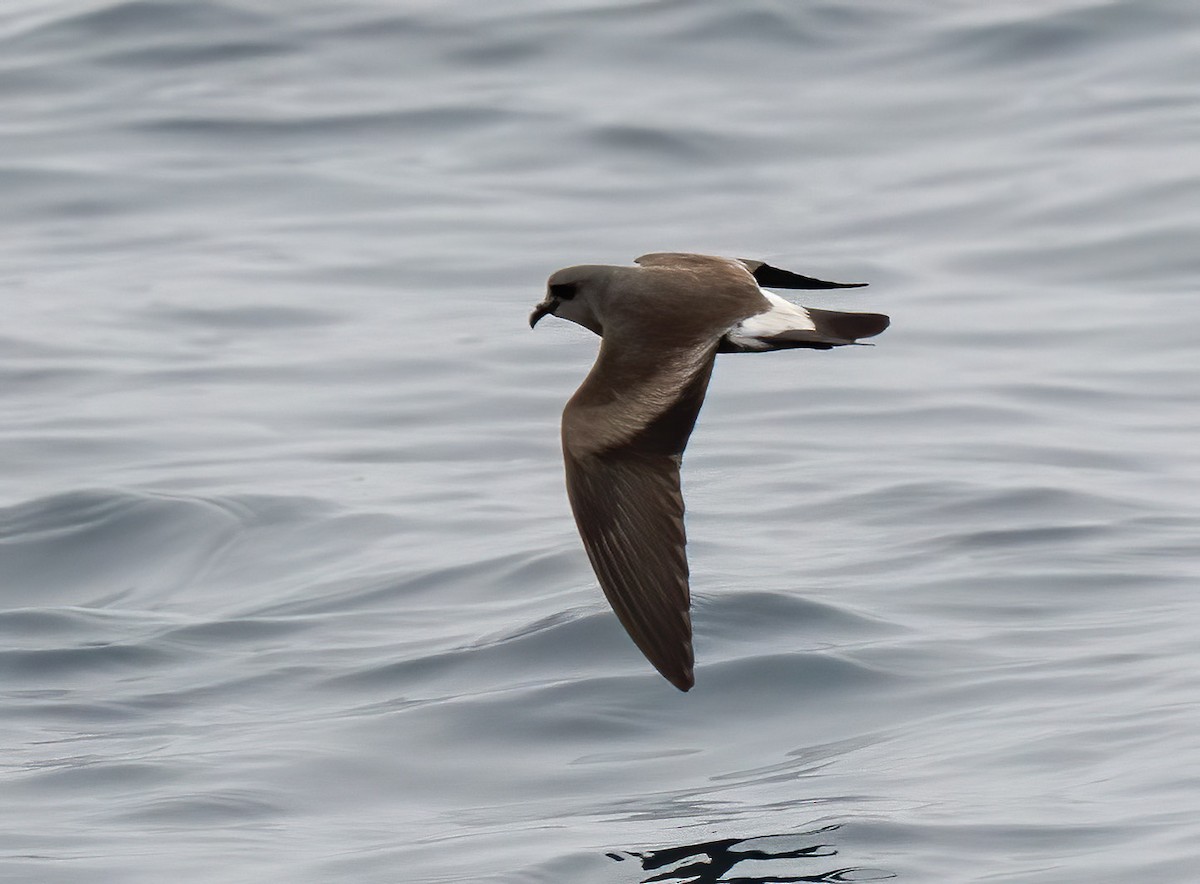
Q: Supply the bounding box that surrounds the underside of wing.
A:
[560,346,718,691]
[565,448,694,690]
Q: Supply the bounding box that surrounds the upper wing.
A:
[738,259,867,290]
[634,252,866,290]
[634,252,717,266]
[562,345,717,691]
[634,252,744,274]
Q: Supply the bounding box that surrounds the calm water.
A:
[2,1,1199,882]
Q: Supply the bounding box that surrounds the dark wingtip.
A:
[671,673,694,692]
[743,260,868,290]
[667,657,696,690]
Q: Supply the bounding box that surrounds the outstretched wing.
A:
[565,449,694,690]
[738,258,867,290]
[562,346,717,691]
[633,252,865,290]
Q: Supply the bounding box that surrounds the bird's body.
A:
[530,253,888,691]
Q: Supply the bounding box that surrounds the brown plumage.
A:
[530,253,888,690]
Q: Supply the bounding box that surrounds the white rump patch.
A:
[724,290,816,349]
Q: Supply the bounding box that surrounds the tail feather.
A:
[806,307,890,342]
[721,303,890,353]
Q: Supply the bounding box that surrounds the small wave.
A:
[0,489,244,608]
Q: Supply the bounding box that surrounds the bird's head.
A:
[529,266,607,335]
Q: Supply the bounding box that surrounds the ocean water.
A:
[2,1,1198,881]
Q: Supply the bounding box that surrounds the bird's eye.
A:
[549,283,577,300]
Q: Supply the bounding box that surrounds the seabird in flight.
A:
[530,252,888,691]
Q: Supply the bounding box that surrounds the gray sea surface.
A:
[3,1,1199,882]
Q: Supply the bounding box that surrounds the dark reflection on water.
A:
[608,826,894,883]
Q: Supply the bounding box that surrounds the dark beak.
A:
[529,298,556,328]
